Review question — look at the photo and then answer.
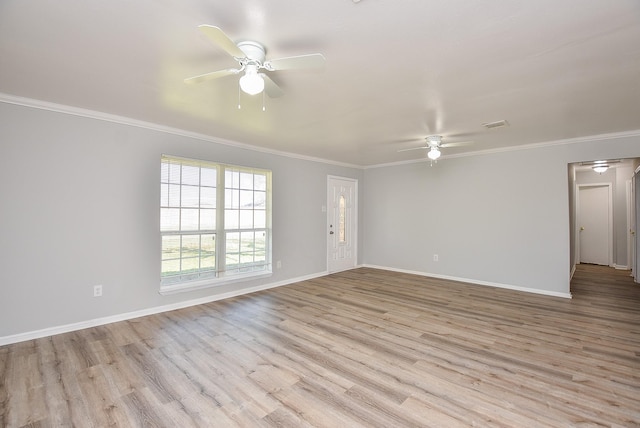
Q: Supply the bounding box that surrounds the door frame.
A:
[633,165,640,282]
[627,179,634,271]
[327,175,358,273]
[575,183,613,266]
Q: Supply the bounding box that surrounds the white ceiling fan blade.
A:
[446,131,477,139]
[440,141,473,148]
[198,25,246,58]
[262,74,284,98]
[397,146,429,153]
[395,137,424,144]
[184,68,240,84]
[266,53,325,71]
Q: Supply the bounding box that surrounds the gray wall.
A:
[0,102,363,338]
[362,136,640,295]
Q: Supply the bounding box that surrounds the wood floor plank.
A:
[1,264,639,426]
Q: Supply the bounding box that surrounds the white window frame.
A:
[160,155,272,294]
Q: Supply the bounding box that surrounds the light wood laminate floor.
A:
[1,264,639,427]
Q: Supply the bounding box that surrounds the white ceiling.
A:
[1,0,639,166]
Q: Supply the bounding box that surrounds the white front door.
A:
[327,176,357,273]
[578,185,611,266]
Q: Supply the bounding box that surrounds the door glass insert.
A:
[339,194,346,243]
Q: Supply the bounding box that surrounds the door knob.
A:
[580,226,585,231]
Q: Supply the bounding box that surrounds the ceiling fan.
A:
[184,25,326,98]
[397,135,472,161]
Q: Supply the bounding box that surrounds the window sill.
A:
[159,271,273,295]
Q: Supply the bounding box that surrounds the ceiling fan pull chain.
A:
[237,83,242,109]
[262,90,266,112]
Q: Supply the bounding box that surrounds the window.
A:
[160,155,271,292]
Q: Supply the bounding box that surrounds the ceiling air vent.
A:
[482,120,509,129]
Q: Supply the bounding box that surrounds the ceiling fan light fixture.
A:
[427,147,441,160]
[239,65,264,95]
[427,135,442,146]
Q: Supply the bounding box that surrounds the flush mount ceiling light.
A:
[592,162,609,174]
[580,159,620,174]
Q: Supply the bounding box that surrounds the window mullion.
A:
[217,166,226,275]
[179,162,184,277]
[198,167,202,273]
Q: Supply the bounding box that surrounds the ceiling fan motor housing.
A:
[237,40,266,63]
[427,135,442,147]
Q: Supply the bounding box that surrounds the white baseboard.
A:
[0,271,328,346]
[613,264,630,270]
[362,264,573,299]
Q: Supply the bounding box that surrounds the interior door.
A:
[578,185,611,266]
[327,176,357,273]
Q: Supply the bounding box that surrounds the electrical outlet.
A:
[433,254,439,262]
[276,260,282,269]
[93,284,103,297]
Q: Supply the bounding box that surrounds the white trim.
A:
[570,264,577,279]
[326,265,358,274]
[0,93,361,169]
[0,271,328,346]
[159,272,273,295]
[613,264,630,270]
[633,170,639,283]
[363,264,573,299]
[627,179,633,271]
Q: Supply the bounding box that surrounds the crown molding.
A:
[365,129,640,169]
[0,93,363,170]
[3,92,638,171]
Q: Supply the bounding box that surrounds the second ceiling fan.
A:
[398,135,472,161]
[184,25,326,98]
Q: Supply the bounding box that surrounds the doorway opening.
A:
[569,158,640,289]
